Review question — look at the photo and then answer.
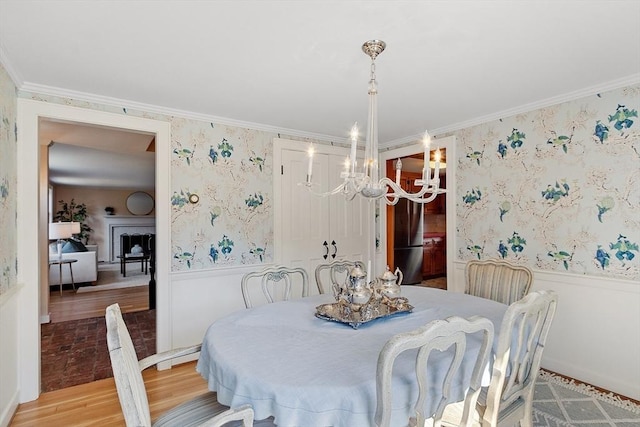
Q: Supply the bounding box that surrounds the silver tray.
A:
[315,297,413,329]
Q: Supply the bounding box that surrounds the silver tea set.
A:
[316,264,414,328]
[333,264,404,306]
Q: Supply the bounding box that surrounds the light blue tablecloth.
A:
[197,286,507,427]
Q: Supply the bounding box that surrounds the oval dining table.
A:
[196,286,508,427]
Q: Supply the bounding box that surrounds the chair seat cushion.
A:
[152,392,229,427]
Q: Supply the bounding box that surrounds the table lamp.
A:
[49,222,73,260]
[70,221,81,237]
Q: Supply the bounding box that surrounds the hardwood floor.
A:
[10,361,207,427]
[49,261,150,323]
[49,285,149,322]
[12,362,639,426]
[420,276,447,290]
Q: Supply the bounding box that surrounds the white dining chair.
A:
[105,303,255,427]
[442,290,558,427]
[375,315,495,427]
[241,265,310,308]
[314,260,365,295]
[465,258,533,305]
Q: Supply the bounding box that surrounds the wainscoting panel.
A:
[168,265,266,366]
[451,261,640,400]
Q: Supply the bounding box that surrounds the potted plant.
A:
[54,198,94,244]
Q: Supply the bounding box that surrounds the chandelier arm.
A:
[379,178,442,205]
[299,182,349,198]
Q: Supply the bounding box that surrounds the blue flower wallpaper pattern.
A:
[21,80,639,281]
[170,120,275,270]
[456,86,639,280]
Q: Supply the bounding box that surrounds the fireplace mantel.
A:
[105,215,156,262]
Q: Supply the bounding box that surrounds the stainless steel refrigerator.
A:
[393,198,424,285]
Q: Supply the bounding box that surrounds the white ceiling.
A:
[41,120,156,189]
[1,1,639,188]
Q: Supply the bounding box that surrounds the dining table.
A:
[196,286,508,427]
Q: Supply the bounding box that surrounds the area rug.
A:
[76,266,149,293]
[40,309,155,392]
[533,370,640,426]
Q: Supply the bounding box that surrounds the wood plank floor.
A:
[13,362,638,426]
[49,261,150,323]
[49,285,149,322]
[10,361,208,427]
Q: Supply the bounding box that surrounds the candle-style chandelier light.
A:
[304,39,445,205]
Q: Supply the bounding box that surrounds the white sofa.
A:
[49,244,98,286]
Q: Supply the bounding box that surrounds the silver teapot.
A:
[377,265,403,298]
[345,265,372,305]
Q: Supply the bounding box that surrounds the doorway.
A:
[377,135,456,291]
[16,99,171,402]
[42,120,157,391]
[385,151,447,288]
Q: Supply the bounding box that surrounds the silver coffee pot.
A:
[345,265,372,305]
[377,265,403,298]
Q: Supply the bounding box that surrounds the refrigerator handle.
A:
[331,240,337,259]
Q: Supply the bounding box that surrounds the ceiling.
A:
[1,1,639,188]
[41,120,156,189]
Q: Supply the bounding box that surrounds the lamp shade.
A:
[49,222,73,240]
[70,221,81,234]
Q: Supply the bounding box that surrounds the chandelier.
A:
[304,40,445,205]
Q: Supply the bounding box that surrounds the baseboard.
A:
[0,389,19,427]
[543,357,640,401]
[39,313,50,324]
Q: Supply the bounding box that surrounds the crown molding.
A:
[0,42,24,88]
[380,73,640,149]
[18,82,349,145]
[18,73,639,151]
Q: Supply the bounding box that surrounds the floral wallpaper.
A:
[454,85,639,281]
[21,83,639,281]
[0,62,18,296]
[169,120,275,270]
[21,91,317,273]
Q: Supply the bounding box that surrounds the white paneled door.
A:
[274,139,372,294]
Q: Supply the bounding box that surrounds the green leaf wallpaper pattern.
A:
[169,121,275,270]
[608,104,637,131]
[456,85,639,280]
[16,71,638,282]
[173,141,195,165]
